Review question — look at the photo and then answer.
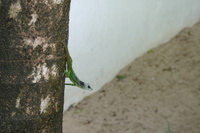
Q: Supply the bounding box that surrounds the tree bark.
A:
[0,0,71,132]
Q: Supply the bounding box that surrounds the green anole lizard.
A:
[64,44,93,91]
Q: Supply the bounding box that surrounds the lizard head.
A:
[84,83,93,91]
[79,81,93,91]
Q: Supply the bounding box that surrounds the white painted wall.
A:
[64,0,200,110]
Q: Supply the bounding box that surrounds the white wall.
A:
[64,0,200,110]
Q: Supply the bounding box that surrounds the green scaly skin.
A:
[64,45,93,91]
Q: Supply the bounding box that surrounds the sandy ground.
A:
[63,21,200,133]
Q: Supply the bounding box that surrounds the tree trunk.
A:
[0,0,71,132]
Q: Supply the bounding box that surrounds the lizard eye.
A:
[88,85,91,88]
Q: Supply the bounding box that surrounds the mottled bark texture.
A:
[0,0,71,132]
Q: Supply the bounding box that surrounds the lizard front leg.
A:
[64,70,70,78]
[65,83,76,86]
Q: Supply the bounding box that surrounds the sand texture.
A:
[63,21,200,133]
